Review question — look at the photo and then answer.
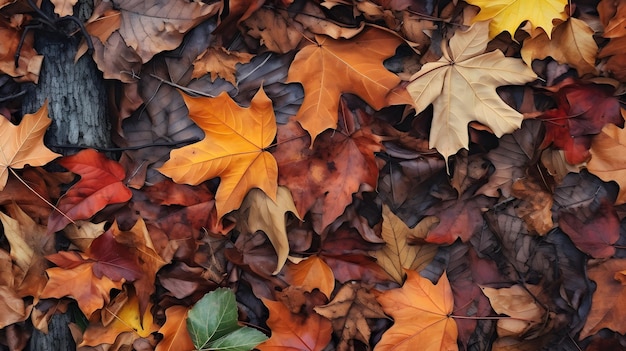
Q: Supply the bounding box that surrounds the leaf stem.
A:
[9,167,76,228]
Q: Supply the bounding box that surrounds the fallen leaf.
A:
[41,252,124,318]
[558,200,619,258]
[159,87,278,219]
[314,282,387,351]
[406,21,537,163]
[0,203,55,298]
[580,259,626,339]
[511,177,553,235]
[521,18,597,76]
[588,123,626,204]
[423,194,495,245]
[481,284,549,338]
[274,102,382,232]
[375,271,458,351]
[258,298,332,351]
[85,229,142,282]
[117,0,219,62]
[287,27,403,142]
[0,286,28,329]
[284,256,335,299]
[192,46,254,85]
[80,292,159,347]
[369,205,438,283]
[51,0,77,16]
[187,288,267,351]
[47,149,133,234]
[155,305,194,351]
[466,0,567,39]
[0,18,43,83]
[0,103,60,191]
[237,186,301,274]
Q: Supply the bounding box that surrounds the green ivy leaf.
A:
[187,288,268,351]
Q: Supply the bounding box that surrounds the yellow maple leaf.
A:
[288,27,403,143]
[158,87,278,218]
[406,21,537,164]
[466,0,567,39]
[0,102,61,190]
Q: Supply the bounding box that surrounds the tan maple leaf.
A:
[288,27,403,143]
[368,205,438,283]
[406,21,537,164]
[0,103,61,191]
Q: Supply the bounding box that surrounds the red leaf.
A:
[558,200,620,258]
[47,149,133,234]
[86,230,143,282]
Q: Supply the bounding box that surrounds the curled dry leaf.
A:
[284,256,335,299]
[481,284,551,338]
[237,186,301,275]
[511,177,553,235]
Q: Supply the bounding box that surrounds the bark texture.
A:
[21,0,110,349]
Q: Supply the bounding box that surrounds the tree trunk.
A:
[21,0,109,349]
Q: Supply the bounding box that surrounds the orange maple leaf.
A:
[0,103,60,191]
[155,305,194,351]
[375,270,458,351]
[159,87,278,218]
[40,251,124,318]
[258,298,332,351]
[288,27,403,142]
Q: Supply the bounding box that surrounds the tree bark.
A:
[21,0,110,349]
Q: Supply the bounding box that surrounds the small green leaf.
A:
[209,327,269,351]
[187,288,268,351]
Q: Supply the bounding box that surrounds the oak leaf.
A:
[40,252,124,318]
[287,27,403,142]
[375,271,458,351]
[314,282,387,351]
[237,186,301,274]
[46,149,133,234]
[369,205,438,283]
[465,0,567,39]
[159,88,278,219]
[521,18,597,76]
[258,298,332,351]
[406,21,537,164]
[0,103,60,191]
[588,123,626,204]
